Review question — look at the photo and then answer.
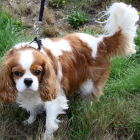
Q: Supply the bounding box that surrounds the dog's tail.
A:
[100,2,139,57]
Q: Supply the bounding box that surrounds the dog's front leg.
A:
[44,92,68,140]
[23,110,37,125]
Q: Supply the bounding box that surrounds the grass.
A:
[0,1,140,140]
[0,9,32,57]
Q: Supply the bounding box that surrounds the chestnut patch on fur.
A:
[32,50,57,101]
[30,64,43,81]
[56,34,110,98]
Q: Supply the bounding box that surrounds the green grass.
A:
[0,3,140,140]
[0,8,32,57]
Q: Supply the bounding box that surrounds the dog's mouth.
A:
[23,87,34,92]
[24,87,38,92]
[25,88,32,91]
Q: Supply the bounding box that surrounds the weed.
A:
[67,11,89,29]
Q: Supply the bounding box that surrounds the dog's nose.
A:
[24,78,33,88]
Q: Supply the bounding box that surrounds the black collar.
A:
[29,37,42,51]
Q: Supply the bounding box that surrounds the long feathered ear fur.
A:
[0,62,17,103]
[0,48,18,103]
[40,59,57,101]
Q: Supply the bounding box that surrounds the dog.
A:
[0,2,139,139]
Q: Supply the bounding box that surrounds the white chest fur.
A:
[16,91,44,112]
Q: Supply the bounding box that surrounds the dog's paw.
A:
[23,117,35,125]
[44,132,53,140]
[23,115,36,125]
[23,119,33,125]
[23,119,30,125]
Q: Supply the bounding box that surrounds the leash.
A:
[30,0,46,51]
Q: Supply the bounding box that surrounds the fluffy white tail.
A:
[102,2,139,57]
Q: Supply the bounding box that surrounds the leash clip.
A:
[30,21,42,51]
[34,21,42,38]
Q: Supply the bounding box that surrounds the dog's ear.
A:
[0,62,17,103]
[0,48,18,103]
[40,60,57,101]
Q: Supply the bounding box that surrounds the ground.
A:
[2,0,140,38]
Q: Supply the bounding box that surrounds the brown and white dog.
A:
[0,3,139,139]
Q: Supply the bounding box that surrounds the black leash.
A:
[39,0,46,22]
[30,0,46,51]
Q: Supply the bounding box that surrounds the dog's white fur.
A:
[0,3,139,139]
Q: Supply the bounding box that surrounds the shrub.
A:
[67,11,89,29]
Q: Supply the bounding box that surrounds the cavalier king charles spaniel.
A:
[0,3,139,139]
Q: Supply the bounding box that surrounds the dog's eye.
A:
[34,70,41,76]
[14,71,22,76]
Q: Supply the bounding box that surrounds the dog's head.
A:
[0,45,57,103]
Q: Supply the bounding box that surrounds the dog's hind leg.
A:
[80,73,109,103]
[80,79,98,103]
